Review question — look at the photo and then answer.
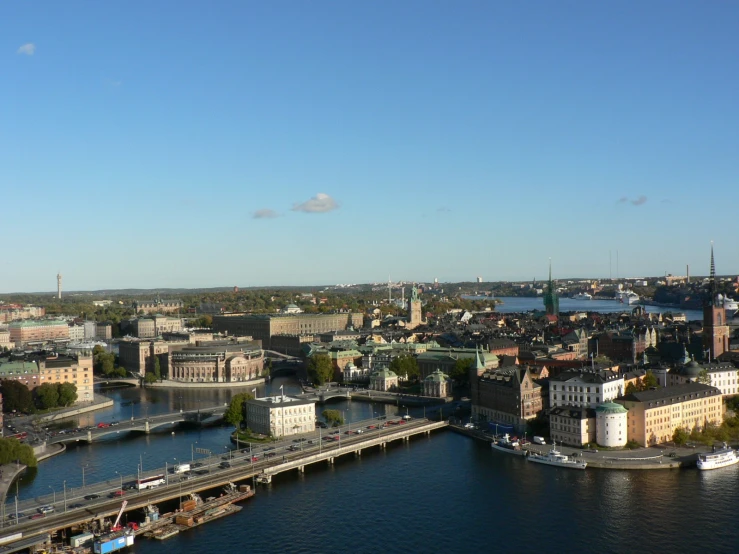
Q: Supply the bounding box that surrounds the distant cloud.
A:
[105,79,123,88]
[17,43,35,56]
[660,199,672,204]
[292,192,339,213]
[618,195,648,206]
[437,207,452,214]
[253,208,279,219]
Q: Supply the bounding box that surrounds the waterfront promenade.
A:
[0,416,446,546]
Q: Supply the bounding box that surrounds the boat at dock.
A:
[572,292,593,300]
[697,443,739,470]
[526,442,587,469]
[490,434,526,456]
[138,483,253,541]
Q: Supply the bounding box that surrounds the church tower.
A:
[407,284,423,330]
[543,259,559,316]
[703,243,729,361]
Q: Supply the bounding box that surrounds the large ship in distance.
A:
[572,292,593,300]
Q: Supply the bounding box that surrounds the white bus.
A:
[136,474,166,490]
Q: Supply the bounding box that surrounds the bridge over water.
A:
[48,405,228,444]
[1,417,447,549]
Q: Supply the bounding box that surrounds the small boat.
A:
[697,443,739,470]
[526,442,587,469]
[572,292,592,300]
[490,434,526,456]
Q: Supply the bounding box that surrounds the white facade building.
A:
[83,321,98,340]
[671,361,739,397]
[68,324,85,342]
[595,402,628,447]
[550,370,624,409]
[245,396,315,438]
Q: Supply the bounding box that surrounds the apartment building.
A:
[8,320,69,346]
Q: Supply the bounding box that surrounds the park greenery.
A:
[449,358,474,385]
[671,398,739,446]
[224,392,255,427]
[93,345,127,378]
[0,438,37,467]
[322,409,344,427]
[0,380,77,413]
[388,355,419,381]
[307,353,334,385]
[144,356,163,384]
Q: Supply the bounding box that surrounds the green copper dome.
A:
[596,402,628,414]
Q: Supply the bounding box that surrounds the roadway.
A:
[46,405,228,444]
[0,416,446,540]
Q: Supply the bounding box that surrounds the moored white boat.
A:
[490,434,526,456]
[526,442,587,469]
[697,443,739,470]
[573,292,593,300]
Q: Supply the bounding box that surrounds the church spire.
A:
[707,241,718,307]
[474,345,485,371]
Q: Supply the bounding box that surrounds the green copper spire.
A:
[543,258,559,316]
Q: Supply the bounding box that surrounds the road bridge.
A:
[0,417,447,546]
[47,405,228,444]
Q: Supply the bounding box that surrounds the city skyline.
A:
[2,2,738,292]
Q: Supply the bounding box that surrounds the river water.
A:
[465,296,703,321]
[8,377,736,552]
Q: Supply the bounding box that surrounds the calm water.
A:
[9,378,739,553]
[467,296,702,321]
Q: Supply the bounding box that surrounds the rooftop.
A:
[621,382,720,404]
[246,395,315,408]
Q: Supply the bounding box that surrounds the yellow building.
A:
[617,383,723,446]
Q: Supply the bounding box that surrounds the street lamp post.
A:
[82,464,89,488]
[63,480,67,512]
[115,472,123,493]
[48,486,56,504]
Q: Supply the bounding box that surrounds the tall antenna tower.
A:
[388,275,392,304]
[57,272,62,300]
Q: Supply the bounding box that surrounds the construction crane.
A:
[111,501,128,531]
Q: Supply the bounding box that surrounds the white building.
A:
[281,304,303,314]
[595,402,628,447]
[423,369,451,398]
[83,321,98,340]
[549,370,624,409]
[343,363,369,383]
[0,328,12,350]
[369,368,399,392]
[670,360,739,397]
[245,396,315,438]
[68,324,85,342]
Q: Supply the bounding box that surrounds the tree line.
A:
[1,380,78,413]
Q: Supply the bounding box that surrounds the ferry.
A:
[717,295,739,312]
[617,291,640,305]
[572,292,593,300]
[526,442,587,470]
[490,434,526,456]
[696,443,739,470]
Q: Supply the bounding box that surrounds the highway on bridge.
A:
[1,416,447,543]
[47,404,229,444]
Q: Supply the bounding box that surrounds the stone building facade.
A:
[213,312,364,349]
[8,320,69,346]
[245,396,315,438]
[169,344,263,383]
[471,366,542,432]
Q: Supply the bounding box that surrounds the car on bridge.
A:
[251,456,260,461]
[84,494,100,500]
[69,504,83,509]
[191,462,204,468]
[38,505,55,514]
[30,513,45,520]
[97,423,110,429]
[7,513,26,520]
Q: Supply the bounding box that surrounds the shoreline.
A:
[145,377,265,389]
[448,424,696,470]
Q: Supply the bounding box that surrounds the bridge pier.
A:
[355,449,361,457]
[327,457,334,465]
[298,465,304,473]
[381,442,386,449]
[145,421,150,434]
[86,431,92,443]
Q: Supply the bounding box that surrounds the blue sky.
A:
[1,1,737,292]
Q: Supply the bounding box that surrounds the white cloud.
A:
[17,43,35,56]
[292,192,339,213]
[253,208,279,219]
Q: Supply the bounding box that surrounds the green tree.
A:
[696,369,711,385]
[307,353,334,385]
[35,383,60,410]
[625,382,638,395]
[389,355,420,381]
[449,358,474,385]
[641,370,658,390]
[672,427,689,446]
[322,409,344,427]
[1,380,34,413]
[144,372,158,384]
[153,355,162,380]
[224,392,255,427]
[593,355,612,366]
[0,438,37,467]
[57,383,78,406]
